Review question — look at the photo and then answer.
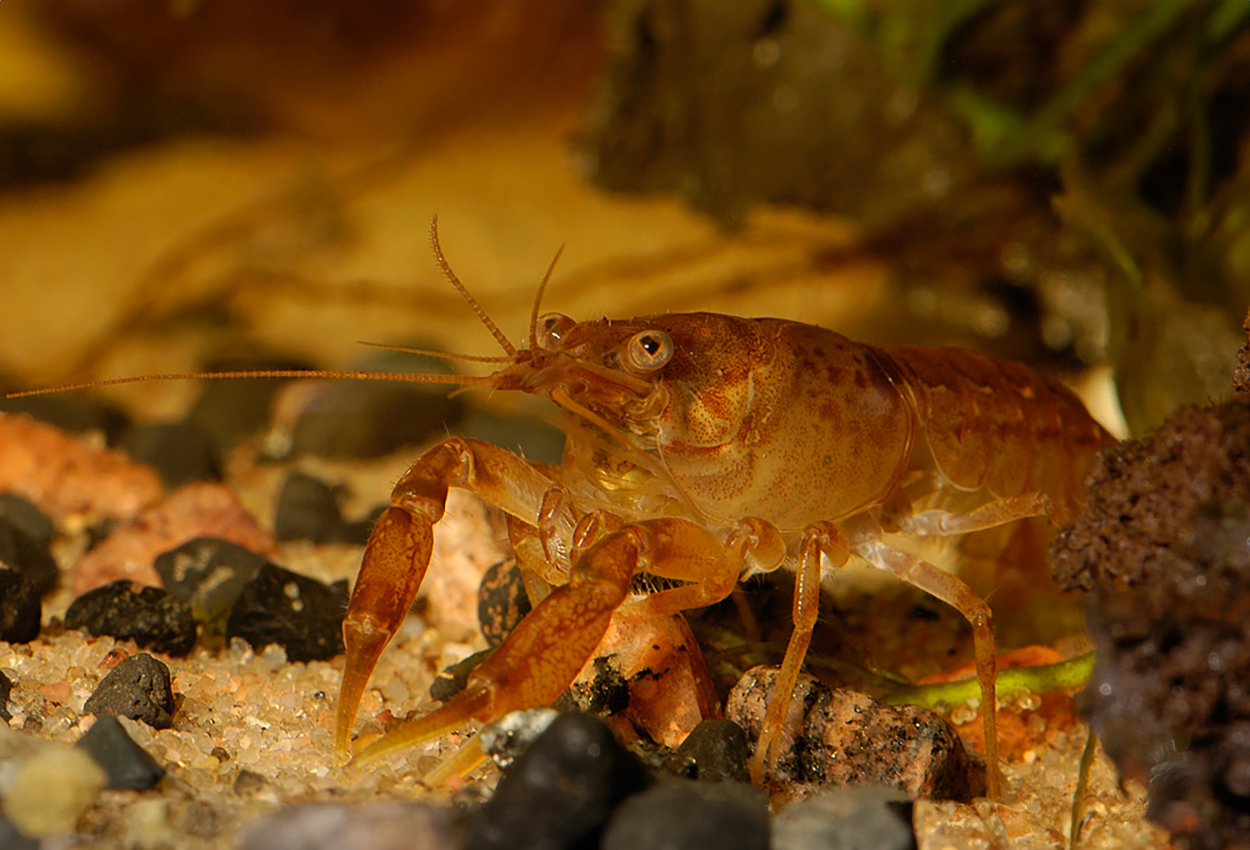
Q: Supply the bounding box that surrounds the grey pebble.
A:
[84,653,175,729]
[772,788,916,850]
[601,776,770,850]
[75,715,166,790]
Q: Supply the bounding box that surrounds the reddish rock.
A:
[0,412,162,524]
[727,667,982,802]
[72,482,276,594]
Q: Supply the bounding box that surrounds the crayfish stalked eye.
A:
[623,329,674,374]
[537,313,576,348]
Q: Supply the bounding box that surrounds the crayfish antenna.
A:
[5,368,493,400]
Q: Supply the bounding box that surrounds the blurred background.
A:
[1,0,1248,440]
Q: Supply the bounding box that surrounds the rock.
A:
[71,481,276,595]
[84,652,176,729]
[0,515,59,597]
[186,355,309,453]
[234,769,268,796]
[478,708,560,771]
[119,421,223,488]
[467,712,651,850]
[0,411,162,526]
[0,816,39,850]
[772,788,916,850]
[726,667,982,801]
[225,562,347,662]
[66,580,198,656]
[0,493,53,548]
[75,715,167,790]
[428,648,492,703]
[238,801,459,850]
[1051,400,1250,848]
[273,471,355,544]
[1,743,107,837]
[264,364,462,460]
[153,536,269,626]
[560,609,718,749]
[0,394,129,441]
[477,556,531,647]
[601,776,770,850]
[671,718,751,783]
[0,670,12,722]
[122,798,175,850]
[0,564,41,643]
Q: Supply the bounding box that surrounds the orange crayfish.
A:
[19,219,1114,799]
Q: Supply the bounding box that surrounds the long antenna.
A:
[5,369,490,400]
[429,216,516,358]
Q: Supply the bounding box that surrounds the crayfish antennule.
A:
[429,215,517,358]
[528,242,565,350]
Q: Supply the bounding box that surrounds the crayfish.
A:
[329,220,1114,798]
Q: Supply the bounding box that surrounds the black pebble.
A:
[601,777,770,850]
[154,536,270,625]
[672,718,751,783]
[429,648,492,703]
[279,380,460,460]
[0,669,13,722]
[76,715,167,790]
[0,492,54,548]
[335,505,385,547]
[225,563,347,662]
[0,564,41,643]
[467,712,651,850]
[119,421,222,488]
[273,472,377,546]
[83,517,120,553]
[477,557,532,648]
[66,580,198,657]
[273,471,343,543]
[84,652,176,730]
[0,517,58,598]
[186,355,310,453]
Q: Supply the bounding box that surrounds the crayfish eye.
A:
[537,312,575,348]
[624,330,674,374]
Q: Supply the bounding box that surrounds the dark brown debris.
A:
[1051,400,1250,850]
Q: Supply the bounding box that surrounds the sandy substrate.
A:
[0,437,1170,849]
